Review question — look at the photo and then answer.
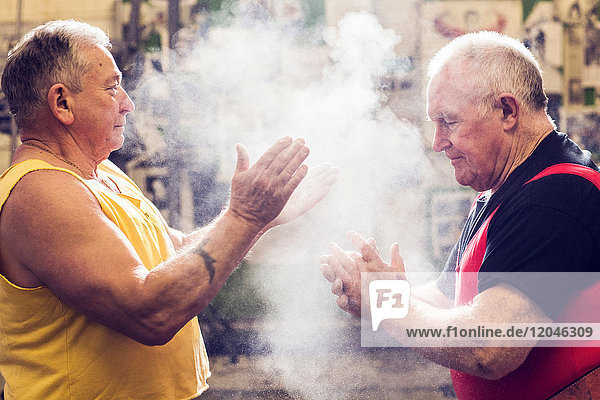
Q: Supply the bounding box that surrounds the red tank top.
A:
[452,163,600,400]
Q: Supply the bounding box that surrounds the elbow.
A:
[476,362,515,380]
[111,277,202,346]
[125,308,181,346]
[118,284,190,346]
[472,348,528,380]
[134,328,177,347]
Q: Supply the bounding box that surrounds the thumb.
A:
[235,144,250,173]
[390,243,406,278]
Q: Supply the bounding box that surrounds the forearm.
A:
[378,285,546,379]
[179,216,266,265]
[380,299,530,379]
[165,214,217,251]
[174,223,212,250]
[321,235,543,379]
[413,345,527,380]
[179,205,274,250]
[125,210,262,345]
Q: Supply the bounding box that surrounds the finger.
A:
[390,243,407,278]
[322,173,338,188]
[253,136,293,170]
[308,162,332,177]
[277,141,310,179]
[235,144,250,173]
[347,251,363,263]
[332,278,344,296]
[282,164,308,197]
[337,294,350,311]
[328,242,358,275]
[308,185,331,202]
[308,164,339,185]
[304,185,333,209]
[327,253,353,285]
[347,231,381,263]
[296,167,337,205]
[337,295,360,316]
[306,168,339,194]
[267,138,308,177]
[320,263,336,283]
[318,255,329,264]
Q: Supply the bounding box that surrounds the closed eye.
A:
[106,85,119,95]
[438,119,457,127]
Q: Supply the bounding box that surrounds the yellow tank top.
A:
[0,159,210,399]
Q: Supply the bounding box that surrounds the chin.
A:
[454,171,479,190]
[108,135,125,152]
[454,167,490,192]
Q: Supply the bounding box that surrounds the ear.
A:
[47,83,75,126]
[498,93,518,131]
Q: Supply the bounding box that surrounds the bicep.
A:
[404,282,549,379]
[473,282,551,324]
[470,282,551,355]
[467,283,550,378]
[2,171,149,332]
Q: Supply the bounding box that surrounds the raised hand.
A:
[229,137,309,230]
[267,162,339,229]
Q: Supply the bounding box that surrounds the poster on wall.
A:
[420,1,522,144]
[420,1,522,63]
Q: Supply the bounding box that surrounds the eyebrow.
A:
[430,111,459,121]
[103,73,122,86]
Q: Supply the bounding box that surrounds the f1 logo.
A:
[369,280,411,331]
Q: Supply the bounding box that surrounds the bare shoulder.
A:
[3,169,102,223]
[0,170,104,287]
[0,170,126,284]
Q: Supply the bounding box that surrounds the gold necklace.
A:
[21,141,121,193]
[21,140,86,176]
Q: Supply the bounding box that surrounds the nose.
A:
[119,87,135,114]
[432,124,450,153]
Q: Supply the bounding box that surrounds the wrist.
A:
[224,208,265,235]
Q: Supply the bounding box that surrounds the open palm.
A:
[268,163,338,228]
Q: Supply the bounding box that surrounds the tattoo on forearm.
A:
[193,238,217,283]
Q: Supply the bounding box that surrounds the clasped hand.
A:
[320,231,406,317]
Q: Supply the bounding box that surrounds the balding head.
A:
[427,31,548,117]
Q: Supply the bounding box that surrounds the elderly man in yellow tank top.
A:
[0,20,336,399]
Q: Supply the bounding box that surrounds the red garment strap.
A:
[525,163,600,189]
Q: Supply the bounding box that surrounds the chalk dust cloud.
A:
[132,7,431,399]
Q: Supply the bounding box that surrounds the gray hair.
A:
[1,20,111,128]
[427,31,548,115]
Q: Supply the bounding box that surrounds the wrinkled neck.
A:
[491,123,554,192]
